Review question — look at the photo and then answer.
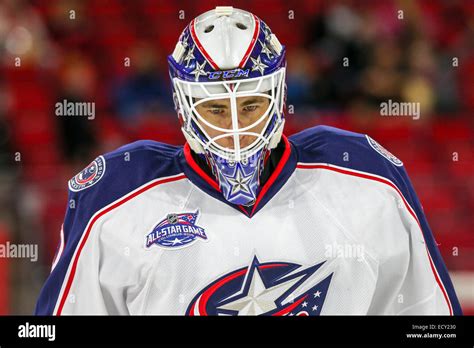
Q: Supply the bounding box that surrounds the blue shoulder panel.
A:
[289,125,462,315]
[35,140,184,315]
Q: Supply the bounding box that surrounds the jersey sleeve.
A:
[34,141,183,315]
[290,126,462,315]
[365,149,462,315]
[35,186,127,315]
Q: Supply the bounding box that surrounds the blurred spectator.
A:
[45,0,92,50]
[301,0,473,115]
[286,49,315,109]
[56,51,98,164]
[110,41,173,129]
[304,3,373,110]
[0,79,14,170]
[0,0,55,68]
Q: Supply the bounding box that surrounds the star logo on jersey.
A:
[145,210,208,250]
[186,256,333,315]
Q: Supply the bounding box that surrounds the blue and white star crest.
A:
[186,256,334,316]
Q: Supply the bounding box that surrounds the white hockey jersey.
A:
[35,126,462,315]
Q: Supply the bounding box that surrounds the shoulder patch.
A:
[68,155,106,192]
[365,135,403,167]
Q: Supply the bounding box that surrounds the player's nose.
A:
[226,134,251,148]
[222,112,252,129]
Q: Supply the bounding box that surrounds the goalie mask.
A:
[168,6,286,206]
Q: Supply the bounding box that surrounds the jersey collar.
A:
[179,135,297,218]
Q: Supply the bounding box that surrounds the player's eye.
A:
[208,108,225,115]
[243,105,259,112]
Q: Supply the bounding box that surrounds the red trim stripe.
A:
[238,14,260,68]
[296,163,453,315]
[238,205,250,217]
[250,135,291,216]
[183,143,221,192]
[56,174,187,315]
[189,19,220,70]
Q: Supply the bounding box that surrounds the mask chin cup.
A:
[211,150,264,206]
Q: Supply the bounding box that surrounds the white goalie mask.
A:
[168,6,287,205]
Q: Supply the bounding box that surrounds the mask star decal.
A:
[191,60,208,81]
[181,34,190,49]
[184,45,195,67]
[250,55,268,75]
[259,39,273,59]
[223,165,254,197]
[263,26,272,43]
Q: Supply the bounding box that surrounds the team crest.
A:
[186,256,333,316]
[366,135,403,167]
[145,211,207,250]
[68,156,106,192]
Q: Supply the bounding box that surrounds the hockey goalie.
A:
[35,6,461,316]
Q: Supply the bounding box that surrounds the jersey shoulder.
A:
[67,140,184,212]
[35,140,185,315]
[288,125,405,182]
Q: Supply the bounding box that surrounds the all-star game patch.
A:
[145,211,208,250]
[365,135,403,167]
[68,156,106,192]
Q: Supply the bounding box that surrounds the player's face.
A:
[195,95,270,149]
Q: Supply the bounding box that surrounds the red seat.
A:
[431,119,472,144]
